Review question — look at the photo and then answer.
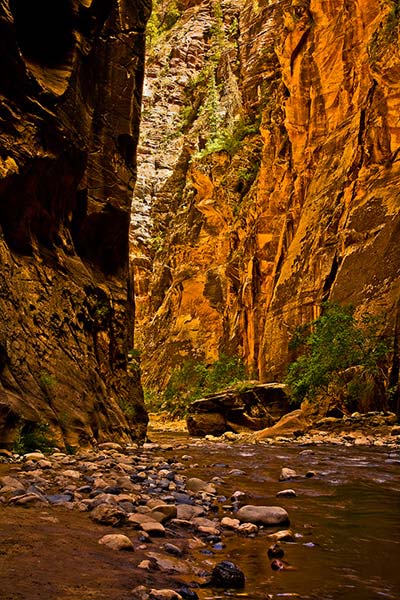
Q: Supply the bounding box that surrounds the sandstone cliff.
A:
[0,0,150,448]
[131,0,400,407]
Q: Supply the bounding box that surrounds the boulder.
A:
[186,384,290,436]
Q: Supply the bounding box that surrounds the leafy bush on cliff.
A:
[285,302,389,405]
[146,354,246,416]
[146,0,181,46]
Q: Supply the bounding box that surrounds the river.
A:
[151,432,400,600]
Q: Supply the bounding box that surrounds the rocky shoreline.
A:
[149,410,400,449]
[0,440,292,600]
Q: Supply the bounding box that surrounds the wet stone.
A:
[186,477,216,494]
[46,493,74,505]
[268,529,295,542]
[210,560,245,589]
[164,543,183,556]
[149,590,183,600]
[267,543,284,558]
[176,586,199,599]
[276,489,297,498]
[279,467,298,481]
[221,516,240,529]
[236,505,290,526]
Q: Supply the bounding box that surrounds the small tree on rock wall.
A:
[284,302,390,407]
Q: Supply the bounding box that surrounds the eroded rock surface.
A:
[131,0,400,407]
[0,0,150,447]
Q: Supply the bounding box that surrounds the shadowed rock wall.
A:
[0,0,150,448]
[131,0,399,408]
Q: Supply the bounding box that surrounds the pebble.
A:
[186,477,216,494]
[390,425,400,436]
[61,469,81,479]
[276,489,297,498]
[267,543,284,558]
[98,533,134,551]
[149,590,183,600]
[0,449,13,457]
[164,543,183,556]
[210,560,245,589]
[279,467,298,481]
[90,504,126,526]
[268,529,295,542]
[238,522,258,535]
[228,469,246,476]
[23,452,46,461]
[221,516,240,529]
[141,521,166,536]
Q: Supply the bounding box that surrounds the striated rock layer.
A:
[0,0,150,448]
[132,0,400,407]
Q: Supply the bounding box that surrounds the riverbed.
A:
[152,431,400,600]
[0,432,399,600]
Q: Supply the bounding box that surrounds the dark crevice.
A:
[117,134,135,167]
[10,0,76,68]
[73,202,130,275]
[273,215,295,288]
[78,0,113,37]
[290,27,311,75]
[322,254,341,301]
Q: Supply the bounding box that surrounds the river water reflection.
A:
[153,433,400,600]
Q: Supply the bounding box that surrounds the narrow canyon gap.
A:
[131,0,400,406]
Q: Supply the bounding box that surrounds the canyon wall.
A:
[0,0,150,448]
[131,0,400,402]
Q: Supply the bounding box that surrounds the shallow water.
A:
[155,435,400,599]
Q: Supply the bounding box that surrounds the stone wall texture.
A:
[0,0,150,448]
[131,0,400,404]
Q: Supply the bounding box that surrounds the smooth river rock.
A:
[236,505,290,526]
[98,534,134,551]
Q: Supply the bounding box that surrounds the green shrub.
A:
[146,0,182,47]
[149,354,247,416]
[193,117,260,160]
[13,423,56,454]
[369,0,400,62]
[39,371,56,402]
[284,302,389,405]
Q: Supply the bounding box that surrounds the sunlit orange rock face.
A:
[132,0,400,395]
[0,0,149,447]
